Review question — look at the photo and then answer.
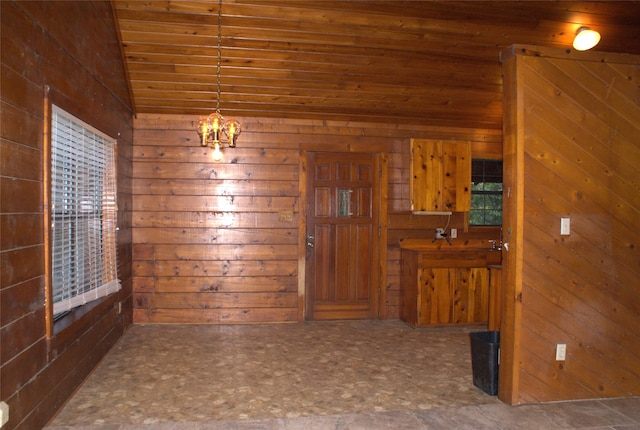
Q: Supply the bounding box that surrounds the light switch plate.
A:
[556,344,566,361]
[560,217,570,235]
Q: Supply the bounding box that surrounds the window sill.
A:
[53,297,106,335]
[48,294,118,359]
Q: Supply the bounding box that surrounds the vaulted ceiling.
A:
[112,1,640,130]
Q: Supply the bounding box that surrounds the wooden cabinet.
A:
[401,247,500,328]
[410,138,471,212]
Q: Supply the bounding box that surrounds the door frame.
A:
[298,142,388,321]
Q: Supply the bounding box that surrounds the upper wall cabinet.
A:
[410,139,471,212]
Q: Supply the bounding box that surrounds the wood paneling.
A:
[500,45,640,404]
[133,114,501,323]
[133,119,302,323]
[112,1,640,130]
[0,1,133,429]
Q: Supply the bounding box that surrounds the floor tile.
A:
[601,398,640,422]
[475,402,574,429]
[542,400,635,428]
[341,411,427,430]
[280,414,347,430]
[415,405,500,429]
[122,423,201,430]
[199,418,287,429]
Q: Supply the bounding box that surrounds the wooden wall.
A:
[0,2,133,429]
[132,115,502,323]
[500,46,640,404]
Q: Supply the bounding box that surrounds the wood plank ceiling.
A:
[112,1,640,130]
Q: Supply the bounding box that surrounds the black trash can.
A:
[469,330,500,395]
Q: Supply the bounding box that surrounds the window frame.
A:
[44,102,120,337]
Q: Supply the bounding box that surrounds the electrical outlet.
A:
[561,217,570,235]
[450,228,457,239]
[1,401,9,427]
[556,344,566,361]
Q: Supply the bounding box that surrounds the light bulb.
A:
[212,142,223,161]
[197,119,209,146]
[224,119,241,148]
[208,112,223,144]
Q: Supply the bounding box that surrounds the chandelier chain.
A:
[216,0,222,114]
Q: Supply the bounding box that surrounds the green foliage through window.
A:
[469,159,503,226]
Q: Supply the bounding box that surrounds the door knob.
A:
[307,242,314,248]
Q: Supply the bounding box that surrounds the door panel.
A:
[314,188,331,217]
[305,151,380,320]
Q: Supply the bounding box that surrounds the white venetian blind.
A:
[51,105,120,316]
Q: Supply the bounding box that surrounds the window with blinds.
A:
[50,105,120,317]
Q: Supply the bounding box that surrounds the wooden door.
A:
[305,151,380,320]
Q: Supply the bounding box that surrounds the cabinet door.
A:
[410,139,471,212]
[453,267,489,324]
[418,267,453,325]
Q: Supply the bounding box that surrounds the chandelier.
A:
[196,0,240,161]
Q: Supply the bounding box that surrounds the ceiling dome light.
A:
[573,27,601,51]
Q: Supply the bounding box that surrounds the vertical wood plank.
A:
[453,142,471,212]
[488,266,502,331]
[499,51,525,405]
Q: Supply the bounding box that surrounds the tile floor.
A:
[45,321,640,430]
